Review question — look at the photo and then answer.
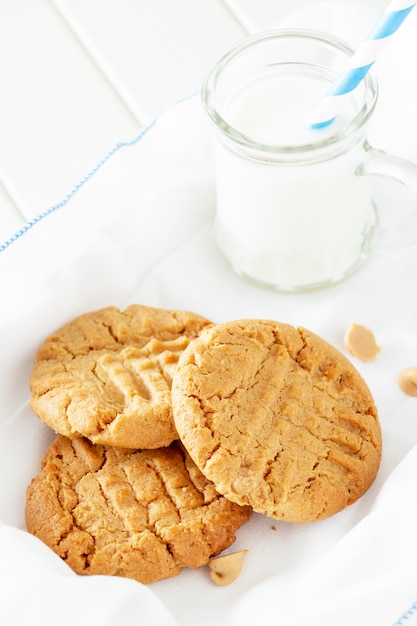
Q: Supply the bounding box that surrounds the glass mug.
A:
[201,29,417,292]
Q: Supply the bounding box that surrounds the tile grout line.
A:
[0,167,29,225]
[219,0,259,34]
[48,0,151,129]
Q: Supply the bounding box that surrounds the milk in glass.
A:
[212,70,377,290]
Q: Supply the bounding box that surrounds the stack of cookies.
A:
[26,304,382,585]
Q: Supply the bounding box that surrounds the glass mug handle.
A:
[360,142,417,250]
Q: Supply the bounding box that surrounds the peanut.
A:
[343,322,380,361]
[398,367,417,397]
[208,550,249,586]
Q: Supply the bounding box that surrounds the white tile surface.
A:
[52,0,247,123]
[0,0,247,232]
[222,0,319,32]
[225,0,388,37]
[0,0,140,221]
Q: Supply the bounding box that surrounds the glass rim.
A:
[201,28,378,156]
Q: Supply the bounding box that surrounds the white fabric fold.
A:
[230,443,417,626]
[0,524,179,626]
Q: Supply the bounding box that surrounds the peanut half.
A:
[343,322,380,361]
[398,367,417,397]
[208,550,249,586]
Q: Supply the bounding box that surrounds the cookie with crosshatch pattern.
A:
[172,319,382,523]
[29,304,212,449]
[25,435,251,583]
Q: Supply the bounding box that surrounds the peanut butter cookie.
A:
[172,319,382,523]
[25,435,251,584]
[30,304,212,449]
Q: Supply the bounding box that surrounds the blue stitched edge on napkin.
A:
[0,92,197,255]
[393,600,417,625]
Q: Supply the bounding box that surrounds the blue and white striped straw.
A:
[309,0,416,129]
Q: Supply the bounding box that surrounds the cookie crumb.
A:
[343,322,380,361]
[208,550,249,586]
[271,525,277,531]
[398,367,417,397]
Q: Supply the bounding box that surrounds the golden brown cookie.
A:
[172,319,382,523]
[25,435,251,584]
[30,304,212,449]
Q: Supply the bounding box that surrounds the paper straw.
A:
[309,0,416,129]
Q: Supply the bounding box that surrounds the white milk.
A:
[213,72,377,290]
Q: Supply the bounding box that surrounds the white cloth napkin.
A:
[1,3,417,625]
